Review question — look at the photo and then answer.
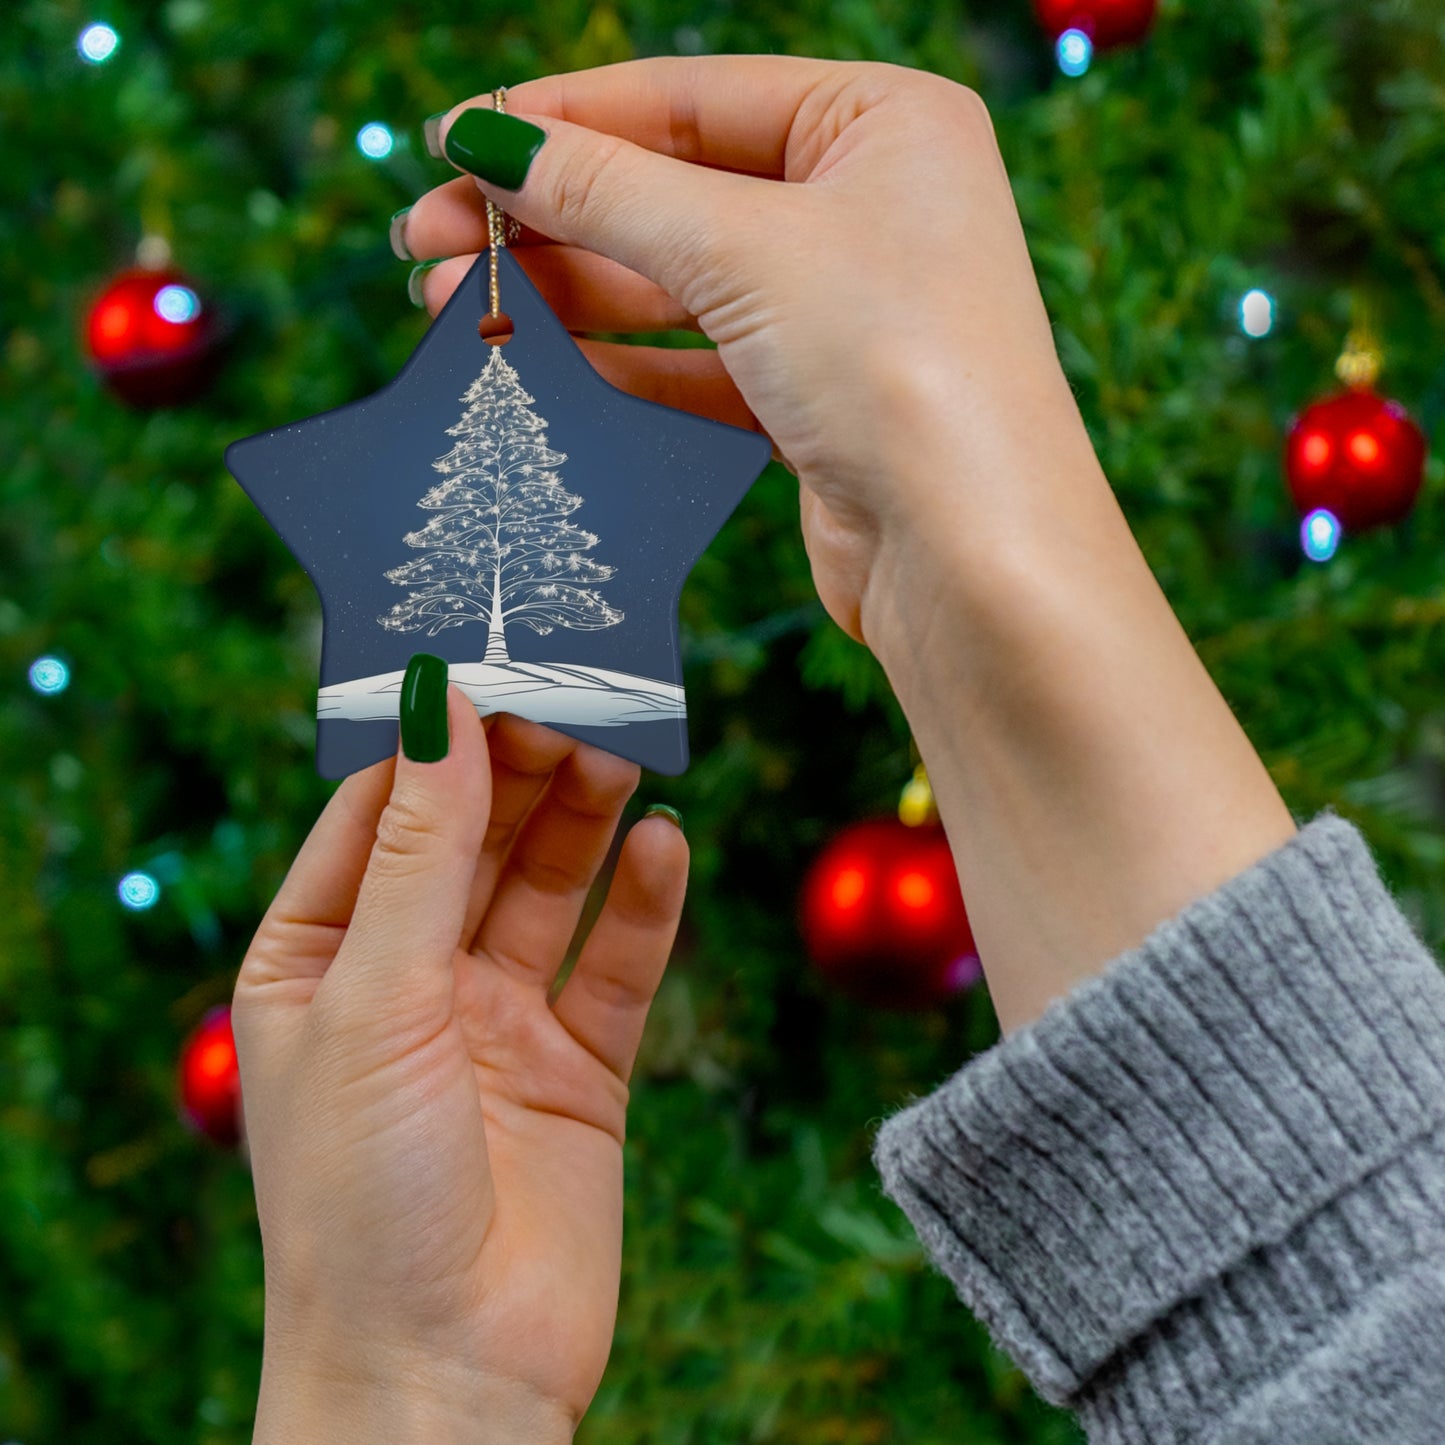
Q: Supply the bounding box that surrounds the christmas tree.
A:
[3,2,1444,1443]
[379,346,623,663]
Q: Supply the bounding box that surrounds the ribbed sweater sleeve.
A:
[871,811,1445,1443]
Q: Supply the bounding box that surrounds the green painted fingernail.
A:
[407,259,442,308]
[400,653,449,762]
[443,106,546,191]
[389,206,413,262]
[423,112,447,159]
[644,803,684,833]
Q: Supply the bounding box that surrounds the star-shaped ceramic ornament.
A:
[225,249,772,778]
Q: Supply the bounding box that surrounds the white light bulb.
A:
[78,23,120,64]
[1057,29,1093,77]
[28,657,70,694]
[154,284,201,324]
[1240,288,1275,338]
[1301,508,1341,563]
[118,871,161,910]
[357,123,395,160]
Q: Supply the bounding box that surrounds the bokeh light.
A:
[118,871,161,910]
[830,865,867,910]
[78,22,120,64]
[946,952,983,992]
[1057,29,1093,76]
[1240,288,1275,338]
[28,656,70,695]
[1299,431,1331,471]
[1301,508,1341,563]
[153,284,201,324]
[356,122,395,159]
[1348,430,1381,466]
[895,870,936,911]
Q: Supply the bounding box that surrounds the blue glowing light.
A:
[1240,288,1275,338]
[78,23,120,64]
[356,123,395,159]
[1057,28,1093,77]
[118,871,161,910]
[1301,508,1341,563]
[28,657,70,695]
[153,284,201,324]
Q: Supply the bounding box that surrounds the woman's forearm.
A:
[860,404,1297,1034]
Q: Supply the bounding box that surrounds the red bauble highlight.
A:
[178,1005,242,1147]
[85,268,219,407]
[800,818,980,1011]
[1285,388,1427,533]
[1033,0,1158,48]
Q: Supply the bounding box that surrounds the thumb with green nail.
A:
[233,654,688,1443]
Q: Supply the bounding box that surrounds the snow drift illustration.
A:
[320,344,683,728]
[320,659,685,727]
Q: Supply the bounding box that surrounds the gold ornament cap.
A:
[898,764,938,827]
[1335,334,1382,390]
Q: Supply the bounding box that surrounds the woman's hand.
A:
[401,59,1296,1035]
[233,689,687,1443]
[401,56,1095,646]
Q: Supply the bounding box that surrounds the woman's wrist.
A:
[254,1346,575,1445]
[856,362,1109,678]
[858,400,1296,1033]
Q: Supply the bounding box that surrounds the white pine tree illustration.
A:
[378,347,624,664]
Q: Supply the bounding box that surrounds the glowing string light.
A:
[1057,28,1093,77]
[154,284,201,324]
[78,23,120,64]
[28,657,70,695]
[1301,508,1341,563]
[946,953,983,992]
[1240,289,1275,338]
[118,871,161,910]
[356,122,395,160]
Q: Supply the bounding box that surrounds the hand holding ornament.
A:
[402,55,1085,647]
[406,55,1296,1036]
[236,666,687,1444]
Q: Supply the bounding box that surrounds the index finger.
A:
[453,54,850,179]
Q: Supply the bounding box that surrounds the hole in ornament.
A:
[479,312,514,345]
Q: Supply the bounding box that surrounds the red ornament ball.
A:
[178,1005,243,1148]
[1033,0,1157,49]
[1285,388,1427,533]
[85,267,219,407]
[800,817,980,1011]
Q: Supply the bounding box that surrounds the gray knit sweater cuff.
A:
[871,811,1445,1421]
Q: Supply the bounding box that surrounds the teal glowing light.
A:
[78,23,120,63]
[154,284,201,324]
[1057,29,1093,77]
[118,871,161,910]
[357,123,395,159]
[1301,508,1341,563]
[29,656,70,694]
[1240,289,1275,338]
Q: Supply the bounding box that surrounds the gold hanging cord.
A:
[484,87,521,325]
